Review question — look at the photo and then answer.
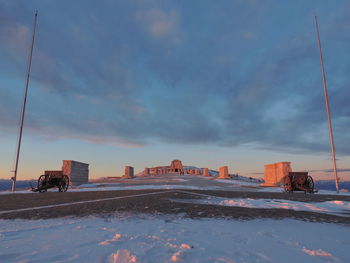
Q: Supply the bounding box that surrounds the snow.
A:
[214,178,260,186]
[172,192,350,217]
[69,185,222,192]
[1,175,349,196]
[0,185,221,195]
[1,215,349,263]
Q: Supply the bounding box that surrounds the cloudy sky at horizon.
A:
[0,0,349,180]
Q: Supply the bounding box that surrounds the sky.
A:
[0,0,349,181]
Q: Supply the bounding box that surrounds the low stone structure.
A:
[62,160,89,186]
[203,168,209,176]
[148,160,184,175]
[219,166,229,179]
[124,166,134,178]
[139,160,221,178]
[263,162,292,186]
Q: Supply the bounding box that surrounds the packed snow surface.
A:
[172,193,350,217]
[1,215,349,263]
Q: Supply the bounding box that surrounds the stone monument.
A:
[62,160,89,186]
[263,162,292,186]
[203,168,209,176]
[168,160,183,173]
[144,168,150,176]
[219,166,229,179]
[124,166,134,178]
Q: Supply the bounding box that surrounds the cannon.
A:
[31,171,69,192]
[283,172,315,193]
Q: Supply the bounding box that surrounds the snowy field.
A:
[172,191,350,217]
[2,182,349,196]
[1,175,350,262]
[1,215,349,263]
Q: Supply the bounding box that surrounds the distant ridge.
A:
[0,179,36,191]
[315,180,350,191]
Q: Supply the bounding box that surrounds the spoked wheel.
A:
[283,176,293,193]
[37,175,48,193]
[306,175,314,193]
[58,175,70,192]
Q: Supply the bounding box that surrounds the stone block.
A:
[219,166,229,179]
[263,162,292,186]
[203,168,209,176]
[62,160,89,186]
[144,168,150,176]
[124,166,134,178]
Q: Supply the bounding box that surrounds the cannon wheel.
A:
[283,176,292,193]
[37,175,47,193]
[306,175,314,193]
[58,175,69,192]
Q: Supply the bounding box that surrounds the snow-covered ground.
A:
[2,183,350,196]
[0,184,223,195]
[1,175,349,196]
[1,215,349,263]
[172,191,350,217]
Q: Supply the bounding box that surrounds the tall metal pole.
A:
[11,10,38,192]
[314,16,339,193]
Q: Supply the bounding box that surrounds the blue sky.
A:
[0,0,349,180]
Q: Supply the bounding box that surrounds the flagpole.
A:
[11,10,38,192]
[314,16,339,193]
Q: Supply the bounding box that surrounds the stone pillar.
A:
[219,166,229,179]
[195,168,201,175]
[144,168,150,176]
[62,160,89,186]
[263,162,291,186]
[124,166,134,178]
[203,168,209,176]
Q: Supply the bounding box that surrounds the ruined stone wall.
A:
[62,160,89,186]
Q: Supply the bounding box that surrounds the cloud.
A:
[0,0,349,155]
[137,8,181,42]
[310,168,350,173]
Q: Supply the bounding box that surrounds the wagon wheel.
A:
[306,175,314,193]
[58,175,70,192]
[37,175,47,193]
[283,176,292,193]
